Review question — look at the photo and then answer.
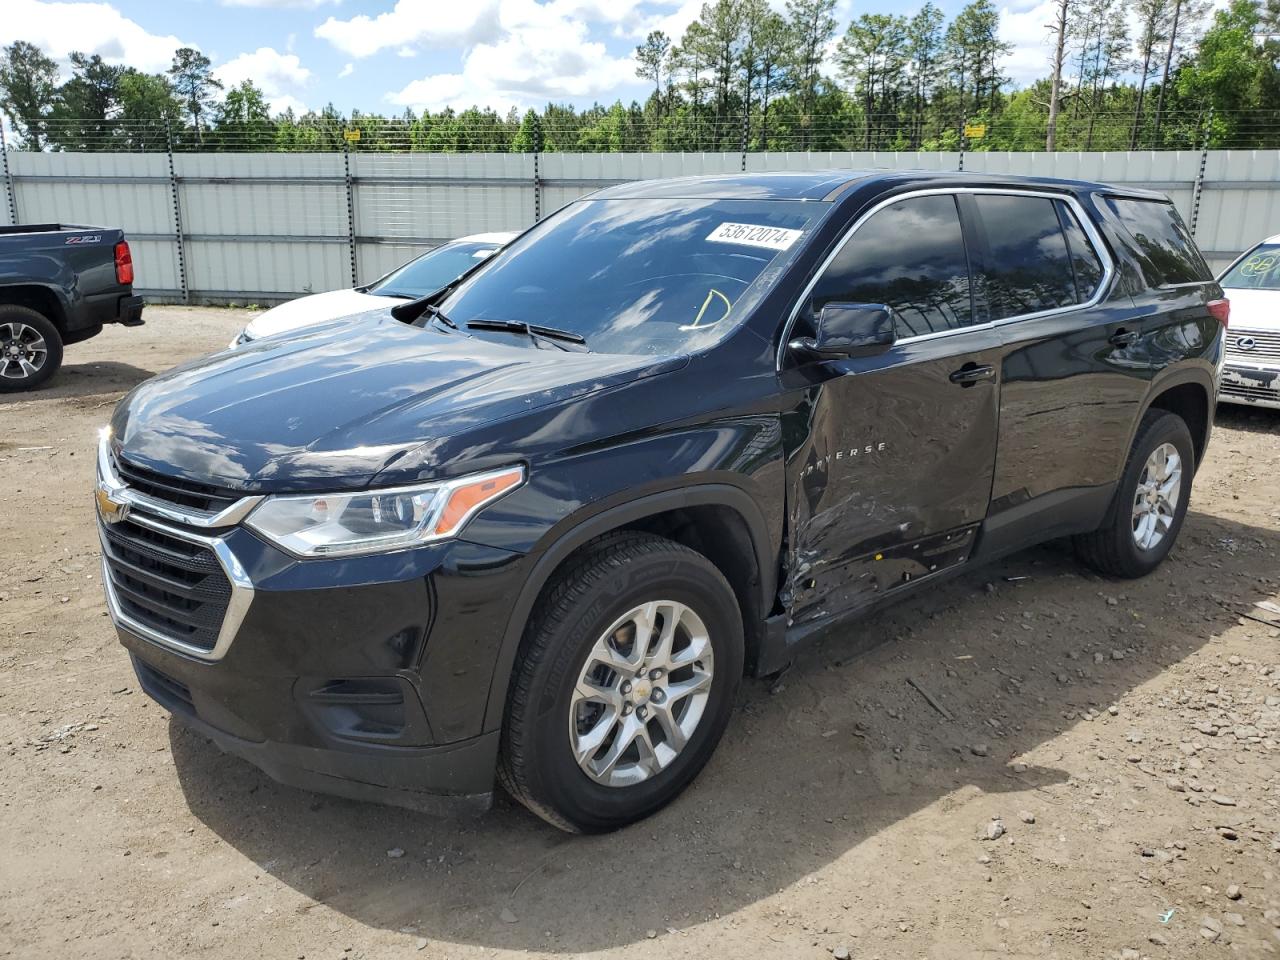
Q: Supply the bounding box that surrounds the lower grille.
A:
[1221,380,1280,404]
[101,518,231,653]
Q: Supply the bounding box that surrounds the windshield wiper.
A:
[423,303,459,330]
[465,319,589,352]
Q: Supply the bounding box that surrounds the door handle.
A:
[949,363,995,386]
[1109,328,1140,347]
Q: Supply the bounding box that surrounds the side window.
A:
[1104,197,1210,287]
[1056,200,1104,300]
[808,194,973,338]
[973,194,1077,320]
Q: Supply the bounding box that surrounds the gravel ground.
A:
[1,306,1278,960]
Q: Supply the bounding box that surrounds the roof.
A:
[588,170,1167,203]
[592,172,875,201]
[456,231,519,244]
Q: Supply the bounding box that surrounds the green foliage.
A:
[0,41,59,148]
[0,0,1277,154]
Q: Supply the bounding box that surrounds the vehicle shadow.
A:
[169,506,1276,954]
[0,361,154,407]
[1214,402,1280,433]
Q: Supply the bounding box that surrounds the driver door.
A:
[781,192,1001,627]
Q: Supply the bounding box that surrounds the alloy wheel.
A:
[1131,441,1182,550]
[0,322,48,381]
[569,600,715,788]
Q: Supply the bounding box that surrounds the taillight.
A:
[114,240,134,286]
[1207,298,1229,327]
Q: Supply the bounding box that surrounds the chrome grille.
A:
[100,518,232,653]
[113,453,240,513]
[1225,328,1280,362]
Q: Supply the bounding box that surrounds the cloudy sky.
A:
[2,0,1062,117]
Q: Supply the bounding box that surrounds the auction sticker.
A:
[707,222,803,251]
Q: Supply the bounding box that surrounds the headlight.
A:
[244,465,525,557]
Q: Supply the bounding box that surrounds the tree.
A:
[1152,0,1210,140]
[906,3,946,146]
[1045,0,1072,150]
[0,41,59,149]
[786,0,838,143]
[1130,0,1171,146]
[751,10,792,146]
[1178,0,1280,145]
[946,0,1011,123]
[116,70,183,149]
[512,108,544,152]
[51,52,123,150]
[213,79,273,150]
[635,31,672,111]
[168,47,222,141]
[837,14,910,148]
[685,0,746,146]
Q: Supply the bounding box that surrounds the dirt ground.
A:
[1,306,1278,960]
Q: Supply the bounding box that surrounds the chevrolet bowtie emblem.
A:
[95,486,129,523]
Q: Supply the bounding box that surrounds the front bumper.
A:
[1220,361,1280,410]
[97,438,532,812]
[127,647,498,815]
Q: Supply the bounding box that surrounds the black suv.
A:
[98,171,1225,832]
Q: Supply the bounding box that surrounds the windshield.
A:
[437,198,820,355]
[370,240,504,299]
[1221,243,1280,290]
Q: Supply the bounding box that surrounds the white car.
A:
[231,232,517,347]
[1218,234,1280,410]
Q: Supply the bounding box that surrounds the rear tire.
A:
[1073,409,1194,578]
[0,305,62,393]
[498,532,743,833]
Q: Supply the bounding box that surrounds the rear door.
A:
[967,190,1146,556]
[781,192,1001,627]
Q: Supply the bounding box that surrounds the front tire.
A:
[1073,409,1194,578]
[0,305,63,393]
[499,532,743,833]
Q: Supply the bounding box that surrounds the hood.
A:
[244,289,397,340]
[1221,287,1280,332]
[113,313,683,491]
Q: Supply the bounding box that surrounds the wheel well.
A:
[1147,382,1209,468]
[539,505,770,675]
[0,285,66,332]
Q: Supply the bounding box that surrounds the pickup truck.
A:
[98,171,1225,833]
[1,223,144,392]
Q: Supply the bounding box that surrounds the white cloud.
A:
[0,0,191,73]
[386,2,638,112]
[221,0,341,7]
[998,1,1057,87]
[314,0,504,59]
[313,0,639,112]
[338,62,355,78]
[215,47,312,114]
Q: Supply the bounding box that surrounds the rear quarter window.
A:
[1103,197,1211,288]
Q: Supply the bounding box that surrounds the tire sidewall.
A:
[1110,413,1194,575]
[0,306,63,393]
[521,550,743,832]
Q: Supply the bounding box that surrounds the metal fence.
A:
[3,146,1278,302]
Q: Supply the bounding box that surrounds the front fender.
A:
[464,420,786,734]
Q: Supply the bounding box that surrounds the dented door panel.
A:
[780,326,1002,626]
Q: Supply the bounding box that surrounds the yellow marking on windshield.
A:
[680,288,733,331]
[1240,253,1277,277]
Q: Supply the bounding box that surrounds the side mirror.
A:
[789,302,897,362]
